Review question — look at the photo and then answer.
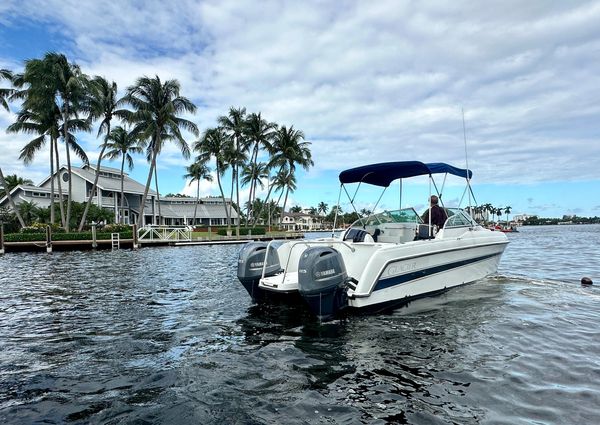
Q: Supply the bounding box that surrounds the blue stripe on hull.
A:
[374,253,500,291]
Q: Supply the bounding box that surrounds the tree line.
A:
[0,52,313,235]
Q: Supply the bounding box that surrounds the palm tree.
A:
[120,76,198,228]
[269,125,313,224]
[184,160,213,226]
[218,107,247,236]
[1,68,14,111]
[308,207,317,215]
[102,126,144,224]
[317,202,328,216]
[504,206,512,226]
[18,200,39,226]
[7,107,87,227]
[78,76,122,230]
[0,167,26,228]
[243,112,276,225]
[276,168,297,224]
[13,53,91,230]
[2,174,34,191]
[241,161,269,222]
[194,127,232,229]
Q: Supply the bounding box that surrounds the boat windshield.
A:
[444,208,477,228]
[352,208,423,227]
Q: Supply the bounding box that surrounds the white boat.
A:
[237,161,509,320]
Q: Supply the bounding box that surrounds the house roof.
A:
[39,165,156,196]
[0,184,68,207]
[83,164,129,175]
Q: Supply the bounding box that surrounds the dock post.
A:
[208,226,211,241]
[0,223,4,255]
[46,225,52,253]
[132,224,139,249]
[91,224,97,249]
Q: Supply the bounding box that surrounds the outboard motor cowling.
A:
[298,246,348,320]
[237,242,280,301]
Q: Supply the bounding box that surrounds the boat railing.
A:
[261,238,356,282]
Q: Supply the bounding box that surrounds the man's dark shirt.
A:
[422,205,448,229]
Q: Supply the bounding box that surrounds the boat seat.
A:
[414,224,435,240]
[343,228,372,243]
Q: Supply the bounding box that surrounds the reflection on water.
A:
[1,225,600,424]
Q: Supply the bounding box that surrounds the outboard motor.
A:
[237,242,281,302]
[298,247,348,321]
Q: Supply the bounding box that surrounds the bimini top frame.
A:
[333,161,476,236]
[338,161,473,187]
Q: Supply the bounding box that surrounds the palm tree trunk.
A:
[49,137,55,225]
[228,167,234,230]
[235,163,240,237]
[252,177,273,227]
[216,165,230,227]
[53,136,67,228]
[120,154,125,224]
[154,165,162,225]
[0,167,26,228]
[137,143,159,228]
[63,109,73,232]
[274,190,285,226]
[78,125,111,231]
[192,181,199,225]
[280,186,290,225]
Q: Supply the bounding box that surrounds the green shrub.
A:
[102,223,132,233]
[216,227,266,236]
[5,233,46,242]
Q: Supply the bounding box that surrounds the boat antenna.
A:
[462,107,473,212]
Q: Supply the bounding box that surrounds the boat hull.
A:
[348,242,506,310]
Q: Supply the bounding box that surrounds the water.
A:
[1,225,599,424]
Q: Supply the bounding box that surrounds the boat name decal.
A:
[316,268,336,278]
[385,261,417,277]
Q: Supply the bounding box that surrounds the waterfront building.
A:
[280,212,324,231]
[0,164,239,226]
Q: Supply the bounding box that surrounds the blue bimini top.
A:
[338,161,473,187]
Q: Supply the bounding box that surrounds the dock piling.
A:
[0,223,4,255]
[91,224,97,249]
[46,225,52,253]
[132,224,139,249]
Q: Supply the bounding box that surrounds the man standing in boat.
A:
[422,195,448,230]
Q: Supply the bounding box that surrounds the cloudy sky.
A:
[1,0,599,217]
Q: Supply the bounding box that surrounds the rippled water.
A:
[1,225,599,424]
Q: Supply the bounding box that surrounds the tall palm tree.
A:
[7,106,87,227]
[269,125,313,223]
[243,112,276,225]
[78,76,122,230]
[102,126,144,224]
[194,127,233,229]
[241,161,269,222]
[218,107,247,236]
[13,53,91,230]
[184,160,213,225]
[120,76,198,228]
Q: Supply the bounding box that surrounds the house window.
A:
[62,172,70,182]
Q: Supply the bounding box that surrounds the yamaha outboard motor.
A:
[237,242,281,302]
[298,247,348,321]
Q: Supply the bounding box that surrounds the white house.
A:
[280,212,324,231]
[0,164,239,226]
